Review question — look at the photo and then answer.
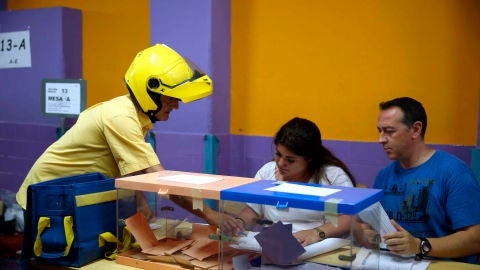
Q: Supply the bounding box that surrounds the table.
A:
[308,247,480,270]
[43,248,476,270]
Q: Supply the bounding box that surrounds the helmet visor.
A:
[146,58,213,103]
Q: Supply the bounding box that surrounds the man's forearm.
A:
[169,195,210,222]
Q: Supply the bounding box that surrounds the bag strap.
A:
[101,226,137,260]
[75,189,135,207]
[64,216,74,255]
[33,216,74,257]
[76,190,117,207]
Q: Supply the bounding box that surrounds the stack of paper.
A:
[353,247,430,270]
[358,202,396,248]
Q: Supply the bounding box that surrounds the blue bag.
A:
[27,172,119,267]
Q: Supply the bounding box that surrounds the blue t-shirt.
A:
[374,150,480,264]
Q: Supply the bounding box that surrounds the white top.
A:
[247,161,354,232]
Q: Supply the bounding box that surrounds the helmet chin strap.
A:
[147,110,159,123]
[147,90,163,123]
[125,84,163,123]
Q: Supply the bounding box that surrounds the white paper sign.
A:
[0,30,32,69]
[45,82,82,115]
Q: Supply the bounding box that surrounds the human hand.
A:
[222,215,245,236]
[138,203,156,222]
[293,229,320,247]
[202,207,244,236]
[383,219,419,256]
[352,218,381,248]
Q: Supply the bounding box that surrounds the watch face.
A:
[421,239,431,254]
[319,231,326,239]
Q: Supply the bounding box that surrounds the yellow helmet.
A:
[124,44,213,118]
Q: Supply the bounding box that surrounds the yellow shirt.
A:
[16,94,160,209]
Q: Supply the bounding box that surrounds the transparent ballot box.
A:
[114,170,258,270]
[219,180,386,269]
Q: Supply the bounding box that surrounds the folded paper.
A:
[254,221,306,266]
[125,212,194,256]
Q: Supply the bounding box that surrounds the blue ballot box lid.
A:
[220,180,383,215]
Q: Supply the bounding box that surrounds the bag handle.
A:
[101,226,137,260]
[33,216,74,258]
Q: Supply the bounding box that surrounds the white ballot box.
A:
[114,170,258,270]
[219,180,387,269]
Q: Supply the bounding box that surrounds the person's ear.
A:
[411,121,423,138]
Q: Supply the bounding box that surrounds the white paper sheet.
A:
[158,174,222,184]
[266,183,341,197]
[230,231,261,251]
[353,247,430,270]
[297,238,350,260]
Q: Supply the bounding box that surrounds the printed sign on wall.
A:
[41,79,87,117]
[0,30,32,69]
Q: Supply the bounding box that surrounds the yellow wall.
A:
[8,0,150,107]
[231,0,480,145]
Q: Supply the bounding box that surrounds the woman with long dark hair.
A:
[235,117,357,246]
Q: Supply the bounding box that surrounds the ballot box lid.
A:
[115,170,259,200]
[220,180,383,215]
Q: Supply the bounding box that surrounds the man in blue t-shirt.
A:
[369,97,480,264]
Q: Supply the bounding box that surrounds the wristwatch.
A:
[314,227,326,241]
[415,237,431,260]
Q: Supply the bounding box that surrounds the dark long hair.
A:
[274,117,357,186]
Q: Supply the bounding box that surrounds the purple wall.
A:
[210,0,231,135]
[0,123,57,192]
[149,0,232,174]
[150,0,214,134]
[0,7,82,192]
[154,132,205,173]
[0,7,82,124]
[227,136,473,187]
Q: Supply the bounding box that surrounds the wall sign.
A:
[0,30,32,69]
[41,79,87,117]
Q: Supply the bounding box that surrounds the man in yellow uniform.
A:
[17,43,212,210]
[17,44,213,269]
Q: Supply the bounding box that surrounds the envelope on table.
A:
[254,221,306,266]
